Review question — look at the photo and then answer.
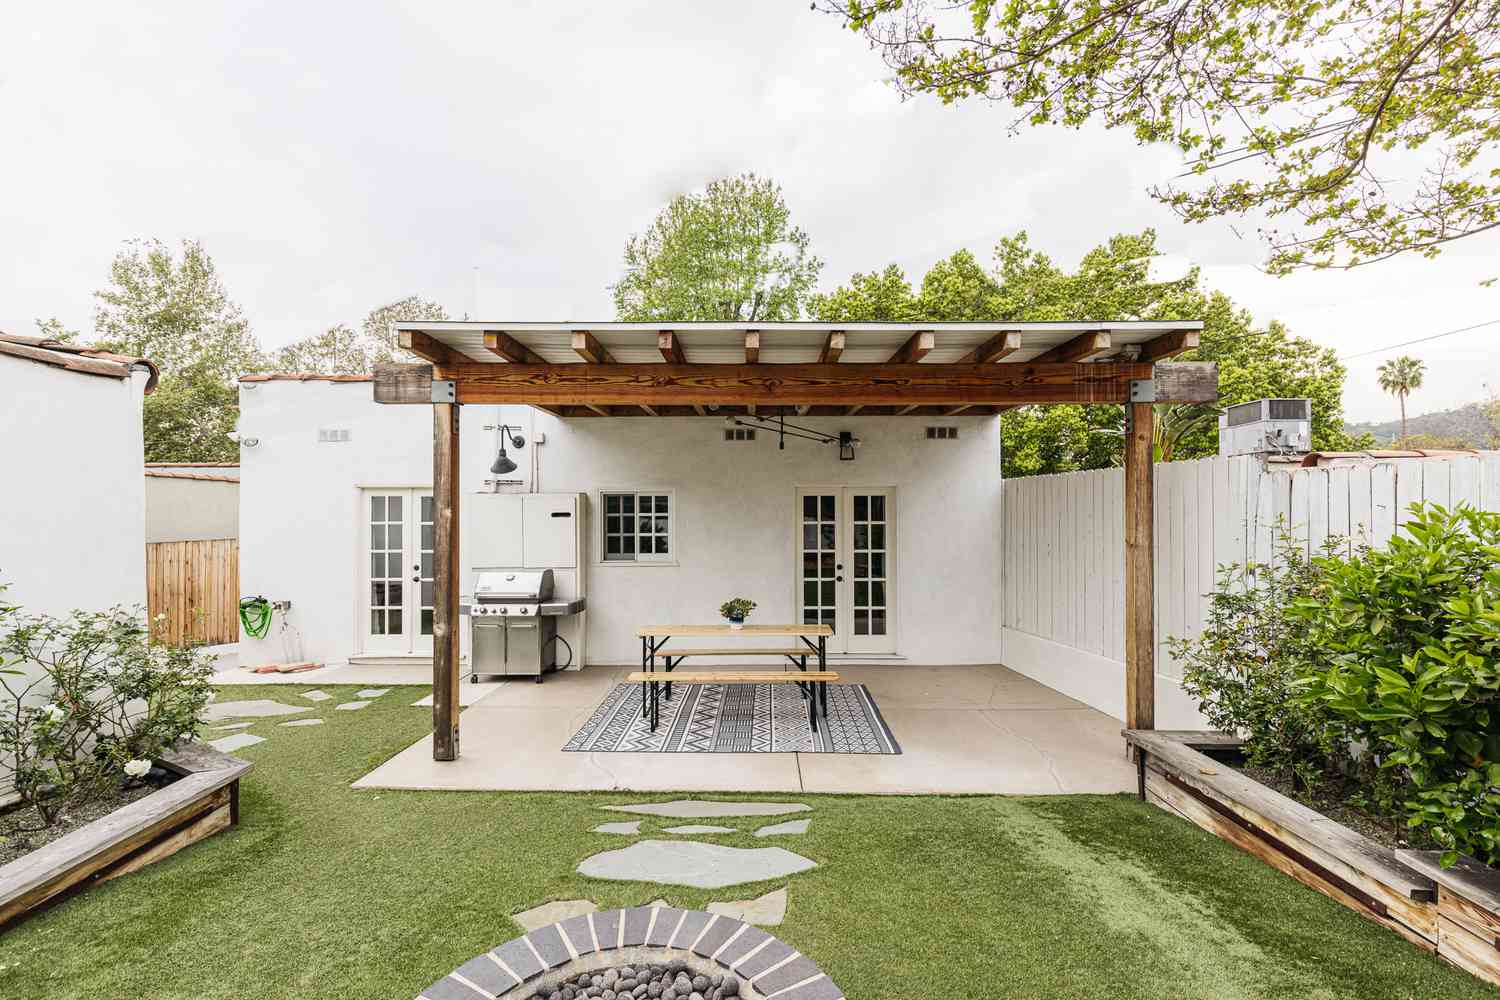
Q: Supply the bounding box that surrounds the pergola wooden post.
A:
[377,322,1213,759]
[1123,401,1155,730]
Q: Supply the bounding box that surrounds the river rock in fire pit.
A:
[533,964,742,1000]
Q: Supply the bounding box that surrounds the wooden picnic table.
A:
[634,624,835,732]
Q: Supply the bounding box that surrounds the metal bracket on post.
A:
[1129,379,1157,403]
[431,379,456,404]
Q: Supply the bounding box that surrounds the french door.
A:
[362,489,435,655]
[796,488,895,654]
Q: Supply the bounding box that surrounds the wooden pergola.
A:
[374,321,1217,761]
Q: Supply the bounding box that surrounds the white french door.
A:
[796,488,896,654]
[361,489,435,655]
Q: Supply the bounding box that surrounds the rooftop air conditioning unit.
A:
[1218,398,1312,457]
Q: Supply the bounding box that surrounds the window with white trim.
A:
[602,492,674,562]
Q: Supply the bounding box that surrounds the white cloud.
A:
[1,1,1495,422]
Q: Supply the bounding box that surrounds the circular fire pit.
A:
[422,906,842,1000]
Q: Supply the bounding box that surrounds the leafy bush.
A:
[1295,504,1500,866]
[1172,526,1351,790]
[0,591,215,829]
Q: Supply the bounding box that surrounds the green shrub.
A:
[1294,504,1500,865]
[1172,526,1350,790]
[0,591,216,829]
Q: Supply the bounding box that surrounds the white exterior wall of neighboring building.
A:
[144,476,239,543]
[238,380,1006,669]
[0,355,150,617]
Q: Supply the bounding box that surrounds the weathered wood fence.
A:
[145,538,239,647]
[1001,452,1500,727]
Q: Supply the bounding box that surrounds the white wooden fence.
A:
[1000,451,1500,727]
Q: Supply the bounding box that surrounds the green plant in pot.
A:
[720,598,756,630]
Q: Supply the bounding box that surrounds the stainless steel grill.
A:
[467,570,585,683]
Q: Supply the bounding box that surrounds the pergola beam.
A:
[1124,401,1155,730]
[956,330,1022,364]
[400,330,460,369]
[888,330,935,364]
[1031,331,1112,364]
[1138,330,1200,362]
[657,331,685,364]
[744,331,760,364]
[431,403,461,760]
[483,331,546,365]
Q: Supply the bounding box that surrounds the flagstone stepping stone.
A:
[663,824,736,834]
[708,887,788,926]
[602,800,810,819]
[577,840,817,889]
[205,699,311,721]
[210,722,255,732]
[511,899,597,931]
[754,819,811,837]
[647,898,670,908]
[592,821,642,835]
[356,688,390,698]
[335,700,371,710]
[208,733,266,753]
[301,690,332,702]
[279,718,325,727]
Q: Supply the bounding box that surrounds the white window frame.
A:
[597,489,676,565]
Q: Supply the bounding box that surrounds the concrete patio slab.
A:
[352,663,1137,795]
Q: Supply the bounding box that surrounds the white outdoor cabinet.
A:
[522,493,579,568]
[466,493,525,568]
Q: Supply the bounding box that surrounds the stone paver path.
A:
[577,840,817,888]
[205,699,311,721]
[663,825,736,835]
[301,690,332,702]
[209,733,266,753]
[592,821,642,835]
[335,700,371,711]
[356,688,390,698]
[707,887,788,926]
[754,819,810,837]
[511,899,597,931]
[602,800,810,819]
[279,718,325,727]
[210,722,255,732]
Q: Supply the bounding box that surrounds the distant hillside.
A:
[1347,401,1494,447]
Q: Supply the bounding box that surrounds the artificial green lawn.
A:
[1,684,1493,999]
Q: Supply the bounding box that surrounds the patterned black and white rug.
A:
[563,683,901,754]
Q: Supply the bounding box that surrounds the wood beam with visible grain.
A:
[657,331,685,364]
[818,330,846,364]
[1124,400,1155,731]
[956,330,1022,364]
[888,330,935,364]
[482,331,546,365]
[1031,331,1112,364]
[398,331,459,369]
[744,330,760,364]
[571,330,616,365]
[1139,330,1200,362]
[431,402,461,761]
[447,360,1187,408]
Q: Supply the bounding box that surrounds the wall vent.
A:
[925,426,958,440]
[724,428,756,442]
[318,428,351,443]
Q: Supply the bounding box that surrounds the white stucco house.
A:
[236,371,1005,671]
[0,332,157,618]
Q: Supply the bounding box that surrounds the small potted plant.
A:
[719,597,756,630]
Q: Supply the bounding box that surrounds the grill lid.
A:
[474,569,554,602]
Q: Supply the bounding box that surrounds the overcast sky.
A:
[3,2,1496,422]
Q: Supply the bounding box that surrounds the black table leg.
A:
[640,636,648,719]
[819,634,828,716]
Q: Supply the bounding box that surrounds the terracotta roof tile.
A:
[239,372,373,383]
[0,332,159,392]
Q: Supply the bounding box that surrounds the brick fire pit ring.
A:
[420,906,843,1000]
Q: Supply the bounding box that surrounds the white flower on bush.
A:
[41,703,65,724]
[123,759,152,778]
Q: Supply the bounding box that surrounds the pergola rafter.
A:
[379,321,1214,761]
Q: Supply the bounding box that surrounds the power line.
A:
[1341,318,1500,360]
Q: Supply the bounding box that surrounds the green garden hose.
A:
[239,596,273,639]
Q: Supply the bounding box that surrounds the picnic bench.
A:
[631,624,835,733]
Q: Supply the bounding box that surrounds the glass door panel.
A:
[846,490,894,653]
[363,488,434,655]
[798,492,838,629]
[795,488,896,654]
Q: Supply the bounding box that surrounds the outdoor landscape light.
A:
[489,424,526,475]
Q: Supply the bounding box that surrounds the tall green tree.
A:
[1377,355,1427,443]
[818,1,1500,273]
[91,240,266,462]
[612,174,822,321]
[813,230,1370,475]
[276,296,448,374]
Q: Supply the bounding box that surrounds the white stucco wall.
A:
[145,476,239,542]
[238,380,1005,668]
[0,355,148,618]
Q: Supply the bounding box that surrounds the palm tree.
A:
[1377,356,1425,444]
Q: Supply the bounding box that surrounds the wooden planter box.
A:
[1125,729,1500,987]
[0,740,251,930]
